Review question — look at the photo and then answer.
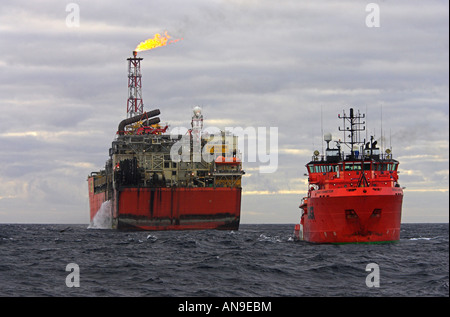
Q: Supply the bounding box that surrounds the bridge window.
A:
[344,163,361,171]
[387,163,398,171]
[374,163,388,171]
[308,164,339,173]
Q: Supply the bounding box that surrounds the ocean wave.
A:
[0,223,447,296]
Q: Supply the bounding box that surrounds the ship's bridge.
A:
[306,160,399,174]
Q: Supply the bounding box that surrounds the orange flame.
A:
[134,31,182,52]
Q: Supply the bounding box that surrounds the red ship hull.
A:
[299,187,403,243]
[88,180,241,231]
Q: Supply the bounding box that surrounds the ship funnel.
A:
[118,109,160,135]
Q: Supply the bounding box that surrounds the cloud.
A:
[0,0,448,223]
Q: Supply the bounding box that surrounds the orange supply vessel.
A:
[88,52,244,230]
[294,108,403,243]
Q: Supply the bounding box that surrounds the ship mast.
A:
[338,108,365,159]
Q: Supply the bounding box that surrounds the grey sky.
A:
[0,0,448,224]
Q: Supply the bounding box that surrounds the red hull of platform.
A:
[89,182,241,231]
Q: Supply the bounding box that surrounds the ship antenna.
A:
[380,104,384,153]
[380,104,383,154]
[390,128,392,153]
[338,107,365,159]
[321,105,324,155]
[366,105,368,142]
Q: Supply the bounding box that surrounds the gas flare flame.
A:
[134,31,182,52]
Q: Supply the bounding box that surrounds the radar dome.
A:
[193,106,202,116]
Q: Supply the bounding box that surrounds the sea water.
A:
[0,223,447,297]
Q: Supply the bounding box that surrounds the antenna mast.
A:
[338,108,365,158]
[321,105,324,154]
[380,104,383,154]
